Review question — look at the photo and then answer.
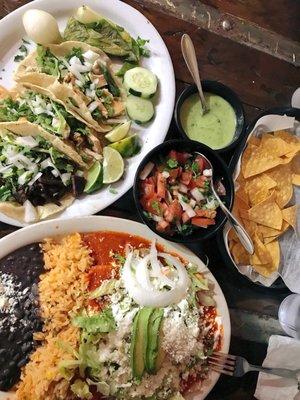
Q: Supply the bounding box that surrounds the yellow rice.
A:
[17,233,93,400]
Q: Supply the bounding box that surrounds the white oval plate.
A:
[0,0,175,227]
[0,216,230,400]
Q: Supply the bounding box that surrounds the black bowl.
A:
[174,81,245,154]
[219,106,300,291]
[133,139,234,244]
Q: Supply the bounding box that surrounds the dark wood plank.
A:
[201,0,300,42]
[127,0,299,112]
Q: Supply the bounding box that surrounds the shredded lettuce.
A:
[187,265,209,291]
[72,307,116,334]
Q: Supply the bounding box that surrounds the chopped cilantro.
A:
[108,185,118,194]
[143,210,151,219]
[151,200,161,214]
[178,223,193,236]
[167,158,178,169]
[112,252,126,265]
[181,195,189,203]
[22,38,30,44]
[191,161,199,175]
[19,44,28,54]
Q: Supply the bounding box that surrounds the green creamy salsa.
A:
[180,92,237,149]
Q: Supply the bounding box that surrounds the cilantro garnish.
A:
[151,200,161,214]
[167,158,178,169]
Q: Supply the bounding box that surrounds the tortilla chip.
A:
[243,145,282,178]
[260,134,294,157]
[267,164,293,208]
[253,233,272,264]
[258,221,289,238]
[248,136,261,146]
[241,218,257,236]
[292,174,300,186]
[265,240,280,270]
[241,144,257,178]
[292,154,300,174]
[274,130,300,144]
[231,242,250,265]
[247,192,282,229]
[282,205,297,230]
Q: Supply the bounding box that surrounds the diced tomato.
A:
[195,155,205,172]
[141,182,155,199]
[195,209,217,219]
[191,217,215,227]
[180,171,193,185]
[88,264,115,291]
[157,172,166,199]
[156,219,170,232]
[141,195,162,215]
[168,168,180,180]
[182,211,191,224]
[164,200,182,222]
[189,175,208,189]
[168,151,190,164]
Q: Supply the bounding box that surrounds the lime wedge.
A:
[105,121,131,143]
[103,147,124,184]
[84,161,103,194]
[108,134,140,158]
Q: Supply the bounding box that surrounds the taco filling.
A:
[0,129,85,206]
[0,91,102,161]
[22,44,125,125]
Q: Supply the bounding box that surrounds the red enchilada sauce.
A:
[82,232,222,396]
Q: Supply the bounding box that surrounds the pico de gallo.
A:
[139,150,226,235]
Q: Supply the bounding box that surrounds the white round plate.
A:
[0,216,230,400]
[0,0,175,227]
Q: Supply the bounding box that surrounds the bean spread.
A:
[0,243,44,391]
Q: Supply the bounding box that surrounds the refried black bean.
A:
[0,243,44,391]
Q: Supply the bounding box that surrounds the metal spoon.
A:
[181,33,209,114]
[197,152,254,254]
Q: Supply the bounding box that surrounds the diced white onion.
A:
[152,214,163,222]
[51,169,59,177]
[191,187,205,202]
[162,171,170,179]
[75,79,83,87]
[189,199,196,208]
[88,100,99,113]
[83,50,99,64]
[179,183,188,193]
[85,88,96,98]
[203,168,212,177]
[139,161,155,180]
[61,172,71,186]
[18,171,31,186]
[28,172,42,186]
[186,207,196,218]
[41,158,54,170]
[24,200,38,223]
[34,106,46,115]
[52,117,60,128]
[15,136,38,148]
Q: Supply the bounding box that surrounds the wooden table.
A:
[0,0,299,398]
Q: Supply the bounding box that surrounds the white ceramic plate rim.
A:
[0,216,230,400]
[0,0,175,227]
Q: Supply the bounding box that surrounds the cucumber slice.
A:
[105,121,131,143]
[124,67,158,98]
[126,95,154,124]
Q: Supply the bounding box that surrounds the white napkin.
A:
[255,335,300,400]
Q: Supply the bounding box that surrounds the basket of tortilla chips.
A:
[223,113,300,290]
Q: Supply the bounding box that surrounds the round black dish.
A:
[218,106,300,292]
[174,81,246,154]
[133,139,234,244]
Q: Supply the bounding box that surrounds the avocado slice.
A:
[146,308,164,374]
[130,307,154,379]
[108,134,140,158]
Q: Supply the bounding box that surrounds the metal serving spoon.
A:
[181,33,209,115]
[197,152,254,254]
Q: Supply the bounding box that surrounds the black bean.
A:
[13,352,21,361]
[17,358,27,368]
[15,308,24,319]
[1,369,9,378]
[8,332,14,342]
[23,332,32,341]
[0,349,5,356]
[8,361,16,370]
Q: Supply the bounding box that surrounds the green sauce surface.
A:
[180,92,237,149]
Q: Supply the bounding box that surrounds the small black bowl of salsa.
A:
[174,81,245,153]
[133,139,234,243]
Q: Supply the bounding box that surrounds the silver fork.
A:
[208,351,300,383]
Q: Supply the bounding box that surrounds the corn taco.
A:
[15,41,126,132]
[0,121,87,223]
[0,84,103,164]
